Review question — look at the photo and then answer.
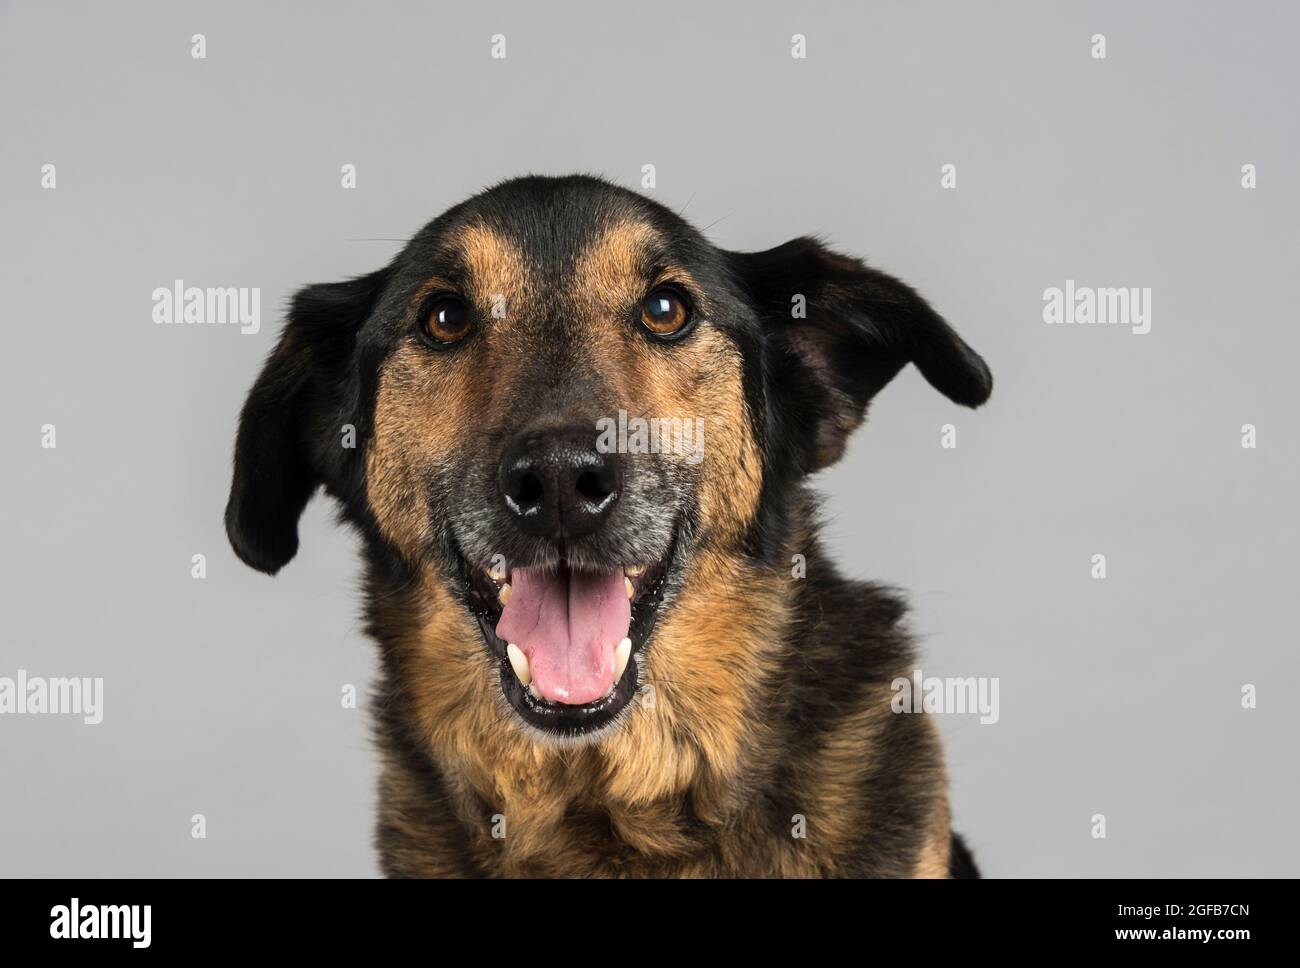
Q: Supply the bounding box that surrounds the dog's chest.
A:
[440,756,820,878]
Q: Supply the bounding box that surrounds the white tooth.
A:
[506,643,531,686]
[528,683,542,700]
[625,564,646,577]
[499,582,512,606]
[613,637,632,682]
[624,576,635,600]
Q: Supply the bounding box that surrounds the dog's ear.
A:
[225,268,390,574]
[729,237,991,472]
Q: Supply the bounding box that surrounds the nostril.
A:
[513,471,545,509]
[575,470,612,505]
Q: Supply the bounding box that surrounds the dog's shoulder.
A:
[787,546,916,681]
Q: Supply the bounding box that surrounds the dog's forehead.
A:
[448,214,668,297]
[406,178,707,301]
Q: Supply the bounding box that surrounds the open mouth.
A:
[461,542,675,739]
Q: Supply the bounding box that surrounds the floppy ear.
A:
[225,268,390,574]
[729,237,991,472]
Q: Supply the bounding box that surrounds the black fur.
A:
[226,174,989,877]
[225,269,390,573]
[226,176,991,578]
[729,237,991,563]
[950,832,981,879]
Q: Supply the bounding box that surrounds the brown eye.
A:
[640,288,692,338]
[421,295,472,345]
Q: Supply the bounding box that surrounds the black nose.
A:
[498,427,622,538]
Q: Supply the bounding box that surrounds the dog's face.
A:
[227,175,991,744]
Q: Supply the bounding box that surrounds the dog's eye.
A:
[640,289,692,338]
[421,295,472,345]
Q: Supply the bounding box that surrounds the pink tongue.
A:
[495,566,631,705]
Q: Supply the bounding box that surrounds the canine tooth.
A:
[614,637,632,681]
[499,583,512,606]
[624,576,635,600]
[625,564,646,577]
[506,643,531,686]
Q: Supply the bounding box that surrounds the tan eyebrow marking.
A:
[452,221,531,314]
[404,276,458,314]
[575,219,663,310]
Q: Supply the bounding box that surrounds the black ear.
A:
[729,237,992,471]
[225,268,390,574]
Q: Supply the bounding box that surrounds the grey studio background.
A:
[2,0,1297,878]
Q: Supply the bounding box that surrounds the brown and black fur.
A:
[225,175,991,878]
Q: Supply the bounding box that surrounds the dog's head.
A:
[227,175,990,743]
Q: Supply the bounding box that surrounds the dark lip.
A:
[455,528,681,739]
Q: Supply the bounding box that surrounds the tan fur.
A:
[457,221,532,317]
[379,547,792,875]
[375,531,952,877]
[574,219,764,545]
[366,342,474,558]
[364,215,953,877]
[573,219,661,312]
[913,788,954,878]
[368,216,764,559]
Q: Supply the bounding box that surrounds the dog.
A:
[225,174,991,877]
